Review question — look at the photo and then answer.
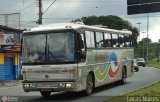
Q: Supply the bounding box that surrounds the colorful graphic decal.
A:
[108,52,120,79]
[94,64,109,82]
[121,51,129,64]
[94,51,129,82]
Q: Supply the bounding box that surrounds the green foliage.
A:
[104,81,160,102]
[81,15,132,30]
[82,15,131,30]
[147,60,160,69]
[140,38,152,44]
[135,38,160,60]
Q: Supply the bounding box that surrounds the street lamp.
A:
[142,32,146,59]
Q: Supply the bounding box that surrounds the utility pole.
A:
[146,14,149,62]
[136,22,141,42]
[37,0,42,25]
[5,14,8,27]
[136,22,141,58]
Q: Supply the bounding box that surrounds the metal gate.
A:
[4,57,15,80]
[0,64,5,80]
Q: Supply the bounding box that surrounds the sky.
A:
[0,0,160,42]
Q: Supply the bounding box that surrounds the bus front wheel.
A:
[84,73,94,96]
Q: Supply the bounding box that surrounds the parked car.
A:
[136,58,146,67]
[134,59,139,72]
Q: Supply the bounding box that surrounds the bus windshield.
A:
[22,32,75,64]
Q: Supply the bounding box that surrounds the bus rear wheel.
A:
[84,73,94,96]
[40,91,51,97]
[119,68,126,85]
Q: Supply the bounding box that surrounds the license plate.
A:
[42,83,50,88]
[38,83,57,88]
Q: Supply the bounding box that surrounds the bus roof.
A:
[24,23,132,35]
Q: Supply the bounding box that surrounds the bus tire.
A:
[84,73,94,96]
[119,67,126,85]
[40,91,51,97]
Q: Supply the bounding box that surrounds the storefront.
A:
[0,25,21,80]
[0,53,20,80]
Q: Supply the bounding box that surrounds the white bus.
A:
[21,23,134,97]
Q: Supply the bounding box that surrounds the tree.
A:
[71,15,139,46]
[135,37,157,60]
[140,38,152,44]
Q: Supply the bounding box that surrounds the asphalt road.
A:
[0,67,160,102]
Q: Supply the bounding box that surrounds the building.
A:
[0,25,22,80]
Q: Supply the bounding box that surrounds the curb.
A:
[148,66,160,70]
[120,80,160,96]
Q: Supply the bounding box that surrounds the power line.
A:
[43,0,56,15]
[44,17,80,19]
[46,0,124,2]
[44,15,160,20]
[37,0,57,24]
[16,1,36,13]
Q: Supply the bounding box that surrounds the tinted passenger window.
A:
[85,31,95,48]
[112,34,118,48]
[96,32,104,48]
[125,35,131,47]
[103,33,112,47]
[118,34,125,47]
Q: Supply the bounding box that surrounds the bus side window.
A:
[103,33,112,47]
[118,34,125,47]
[112,34,118,48]
[95,32,104,48]
[78,33,86,61]
[85,31,95,48]
[78,34,84,51]
[125,35,131,47]
[130,35,134,47]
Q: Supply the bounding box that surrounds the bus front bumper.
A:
[22,80,76,92]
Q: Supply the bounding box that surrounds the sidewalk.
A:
[0,80,21,87]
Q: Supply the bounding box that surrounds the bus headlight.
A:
[24,84,29,88]
[65,83,72,88]
[29,84,35,88]
[59,83,65,88]
[23,83,35,88]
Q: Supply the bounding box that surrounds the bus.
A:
[21,23,134,97]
